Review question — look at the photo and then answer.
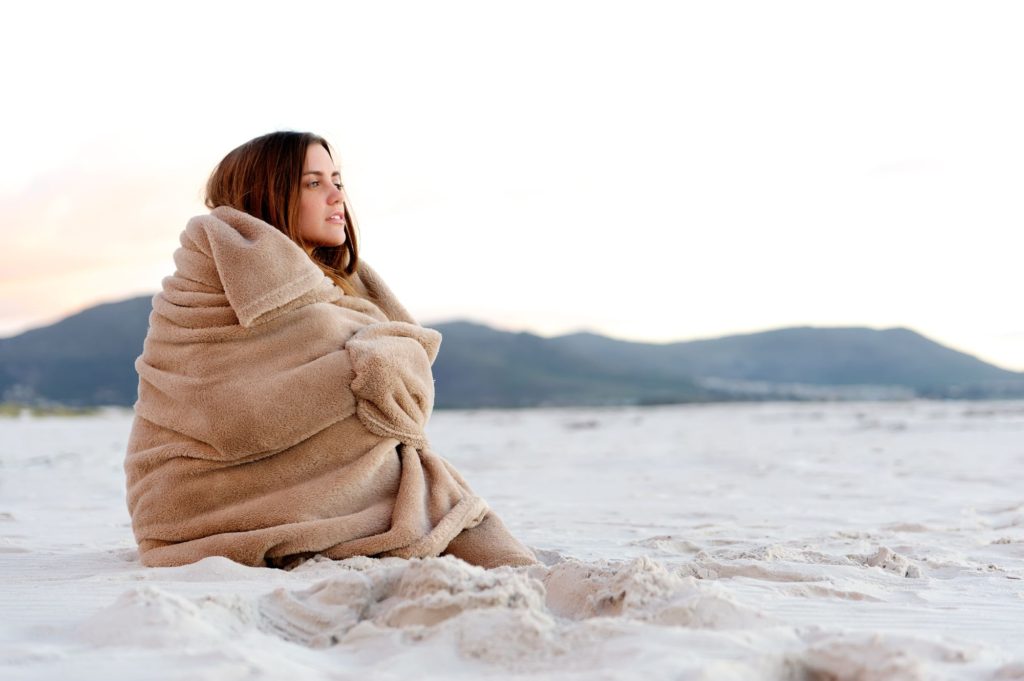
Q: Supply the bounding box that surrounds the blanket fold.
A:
[347,321,440,449]
[125,206,533,568]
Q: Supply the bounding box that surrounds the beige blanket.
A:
[125,206,535,569]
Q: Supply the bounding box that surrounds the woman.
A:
[124,131,536,570]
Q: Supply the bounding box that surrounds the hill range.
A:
[1,296,1021,408]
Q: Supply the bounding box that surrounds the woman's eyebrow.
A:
[302,170,342,177]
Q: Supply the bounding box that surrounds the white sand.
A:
[1,401,1023,680]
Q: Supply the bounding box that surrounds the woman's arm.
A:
[344,321,442,448]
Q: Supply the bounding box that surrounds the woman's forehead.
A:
[304,144,341,173]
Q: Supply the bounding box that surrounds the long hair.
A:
[204,131,360,295]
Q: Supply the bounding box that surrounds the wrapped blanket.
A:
[125,206,535,569]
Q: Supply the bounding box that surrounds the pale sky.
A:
[2,0,1023,370]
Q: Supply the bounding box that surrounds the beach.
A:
[2,400,1023,680]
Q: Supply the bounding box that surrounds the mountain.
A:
[0,296,153,406]
[546,326,1020,396]
[427,321,716,408]
[0,296,1021,408]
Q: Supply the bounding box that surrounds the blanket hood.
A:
[175,206,338,327]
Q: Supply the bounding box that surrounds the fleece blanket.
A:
[125,206,535,569]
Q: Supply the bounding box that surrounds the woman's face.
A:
[296,143,347,247]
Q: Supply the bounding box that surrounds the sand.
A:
[1,400,1023,680]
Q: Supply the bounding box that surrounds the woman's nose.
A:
[328,185,343,203]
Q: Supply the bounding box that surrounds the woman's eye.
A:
[308,180,320,188]
[334,182,343,190]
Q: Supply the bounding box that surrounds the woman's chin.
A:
[311,234,347,248]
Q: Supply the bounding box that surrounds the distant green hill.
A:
[427,321,716,408]
[1,296,1021,408]
[0,296,152,406]
[547,326,1019,394]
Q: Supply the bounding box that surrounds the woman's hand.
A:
[344,322,442,447]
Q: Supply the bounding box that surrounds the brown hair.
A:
[205,131,360,295]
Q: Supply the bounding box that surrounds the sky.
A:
[2,0,1023,371]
